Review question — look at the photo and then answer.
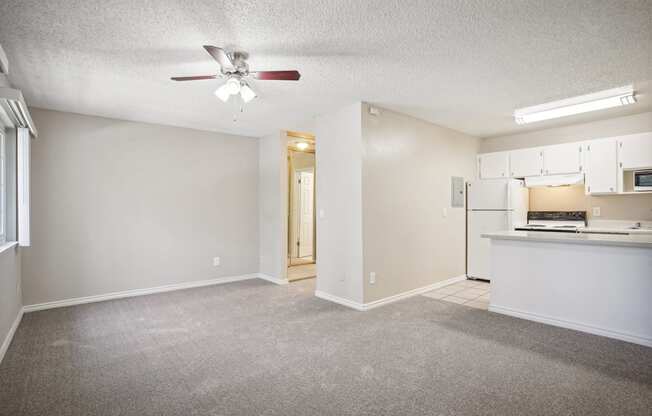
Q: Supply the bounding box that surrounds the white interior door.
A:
[298,170,314,258]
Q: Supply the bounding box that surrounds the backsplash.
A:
[529,185,652,221]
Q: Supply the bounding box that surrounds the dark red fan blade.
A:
[171,75,218,81]
[203,45,235,72]
[252,70,301,81]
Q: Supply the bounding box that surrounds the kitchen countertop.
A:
[580,226,652,235]
[482,230,652,249]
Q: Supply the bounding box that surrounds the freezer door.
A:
[467,210,509,280]
[467,180,509,210]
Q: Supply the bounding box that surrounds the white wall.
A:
[258,132,288,280]
[21,108,259,306]
[314,103,364,304]
[361,104,480,302]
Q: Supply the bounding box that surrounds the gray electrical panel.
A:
[451,176,465,207]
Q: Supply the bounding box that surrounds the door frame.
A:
[286,148,316,267]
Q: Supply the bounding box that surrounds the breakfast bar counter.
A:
[482,231,652,347]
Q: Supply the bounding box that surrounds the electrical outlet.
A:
[369,272,376,284]
[213,257,221,266]
[442,207,448,218]
[592,207,601,217]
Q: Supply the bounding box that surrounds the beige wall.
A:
[361,104,480,303]
[482,112,652,221]
[314,102,364,304]
[529,186,652,221]
[22,108,259,306]
[258,132,288,280]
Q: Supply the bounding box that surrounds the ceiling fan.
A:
[171,45,301,104]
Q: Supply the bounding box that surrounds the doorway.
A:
[287,134,316,282]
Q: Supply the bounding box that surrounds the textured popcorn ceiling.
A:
[0,0,650,138]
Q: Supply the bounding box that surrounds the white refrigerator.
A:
[467,179,528,280]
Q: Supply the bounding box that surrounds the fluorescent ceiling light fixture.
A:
[296,142,309,150]
[514,85,636,125]
[240,84,257,103]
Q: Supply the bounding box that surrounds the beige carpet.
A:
[1,278,650,416]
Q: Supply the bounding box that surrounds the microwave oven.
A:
[634,170,652,191]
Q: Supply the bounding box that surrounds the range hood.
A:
[0,86,38,138]
[525,173,584,188]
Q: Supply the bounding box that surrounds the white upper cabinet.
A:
[478,152,509,179]
[509,148,543,177]
[585,138,618,194]
[618,132,652,170]
[543,143,582,175]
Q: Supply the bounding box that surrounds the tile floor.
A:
[287,263,316,282]
[422,279,490,309]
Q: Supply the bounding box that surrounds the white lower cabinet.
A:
[585,138,618,194]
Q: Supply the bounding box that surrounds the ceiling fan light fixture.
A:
[214,84,231,102]
[224,77,241,95]
[240,84,257,103]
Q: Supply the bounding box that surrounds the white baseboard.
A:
[314,290,365,311]
[23,274,259,313]
[363,274,467,310]
[0,307,23,365]
[489,304,652,348]
[316,275,467,312]
[257,273,289,285]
